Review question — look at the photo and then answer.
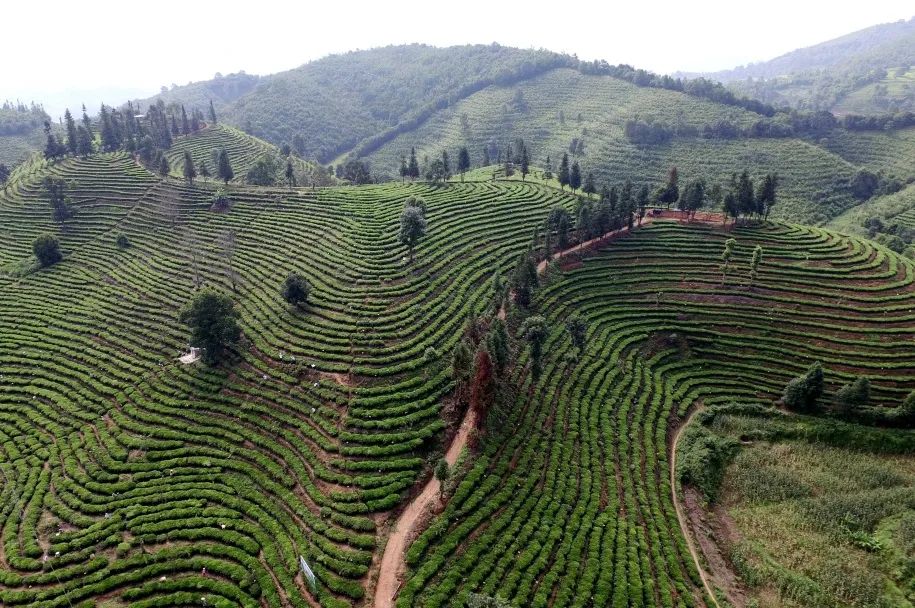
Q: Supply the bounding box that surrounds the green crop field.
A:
[827,183,915,236]
[0,148,913,608]
[833,67,915,115]
[0,130,46,168]
[400,220,915,608]
[815,126,915,180]
[0,156,583,607]
[362,69,865,225]
[165,124,334,186]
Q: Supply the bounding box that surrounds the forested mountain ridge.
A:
[140,44,576,162]
[141,71,261,119]
[0,102,51,167]
[7,41,915,227]
[700,18,915,82]
[690,17,915,113]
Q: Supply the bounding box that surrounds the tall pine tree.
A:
[285,159,296,187]
[217,149,234,184]
[399,155,409,183]
[81,105,93,139]
[64,109,78,155]
[569,161,582,191]
[558,153,570,190]
[408,147,420,181]
[457,147,470,182]
[183,150,196,184]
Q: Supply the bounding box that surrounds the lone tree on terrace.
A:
[657,166,680,209]
[179,289,241,365]
[285,159,296,187]
[399,200,428,263]
[519,315,548,380]
[408,147,420,181]
[281,273,310,309]
[569,161,582,191]
[558,153,570,190]
[33,234,62,267]
[457,147,471,182]
[749,245,763,287]
[511,251,538,308]
[217,148,234,184]
[399,156,409,183]
[783,362,824,412]
[835,377,870,416]
[487,318,510,375]
[566,314,587,351]
[721,238,736,284]
[435,458,450,497]
[470,346,496,423]
[44,177,72,222]
[183,150,196,184]
[583,172,596,195]
[756,172,779,220]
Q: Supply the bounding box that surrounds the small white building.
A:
[179,347,201,364]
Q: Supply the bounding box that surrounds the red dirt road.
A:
[373,408,476,608]
[372,209,724,607]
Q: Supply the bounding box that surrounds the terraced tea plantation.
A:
[0,151,913,608]
[166,124,333,186]
[361,68,867,224]
[0,156,578,607]
[400,220,915,607]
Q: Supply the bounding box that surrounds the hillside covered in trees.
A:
[0,102,50,167]
[118,42,915,226]
[139,45,576,163]
[8,40,915,227]
[694,17,915,113]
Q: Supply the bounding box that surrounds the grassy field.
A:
[682,406,915,608]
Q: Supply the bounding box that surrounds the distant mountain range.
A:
[684,17,915,113]
[4,32,915,227]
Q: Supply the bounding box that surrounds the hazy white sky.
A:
[2,0,912,116]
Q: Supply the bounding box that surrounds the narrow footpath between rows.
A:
[373,409,476,608]
[670,409,722,608]
[373,210,722,607]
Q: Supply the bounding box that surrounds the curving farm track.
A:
[397,220,915,608]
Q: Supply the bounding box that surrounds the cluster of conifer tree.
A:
[43,99,218,174]
[399,145,475,184]
[0,101,49,136]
